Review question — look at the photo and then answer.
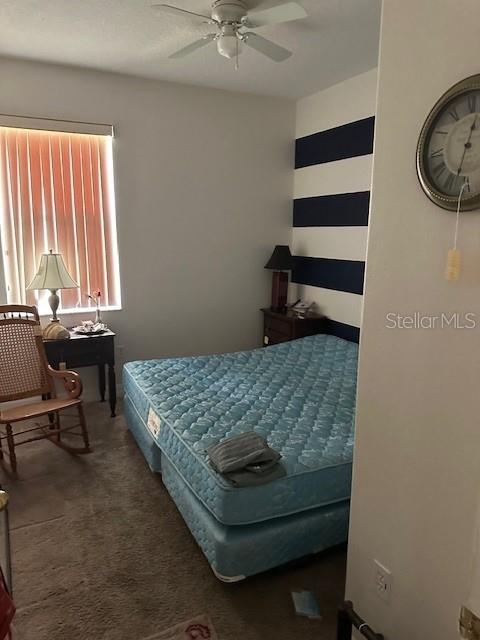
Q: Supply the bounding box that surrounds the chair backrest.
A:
[0,305,53,402]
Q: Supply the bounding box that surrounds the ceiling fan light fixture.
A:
[217,34,241,59]
[156,1,304,64]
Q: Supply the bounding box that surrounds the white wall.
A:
[295,69,378,140]
[346,2,480,638]
[0,58,294,396]
[292,69,377,331]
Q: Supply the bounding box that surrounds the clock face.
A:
[417,76,480,210]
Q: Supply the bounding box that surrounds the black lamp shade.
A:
[264,245,293,271]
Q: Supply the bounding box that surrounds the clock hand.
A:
[457,114,477,176]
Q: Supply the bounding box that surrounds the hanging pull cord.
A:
[454,180,469,250]
[445,180,469,281]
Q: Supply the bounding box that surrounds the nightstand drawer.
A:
[64,349,104,367]
[264,329,290,346]
[264,315,290,336]
[261,307,325,348]
[45,336,114,368]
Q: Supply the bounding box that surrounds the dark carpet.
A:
[2,401,346,640]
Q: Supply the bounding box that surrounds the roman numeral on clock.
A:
[444,173,456,192]
[443,173,464,194]
[432,161,447,179]
[429,148,444,158]
[468,94,477,113]
[449,107,460,121]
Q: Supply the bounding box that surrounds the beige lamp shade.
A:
[27,250,78,291]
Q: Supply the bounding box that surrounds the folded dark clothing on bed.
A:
[224,463,286,487]
[208,431,285,487]
[208,431,280,474]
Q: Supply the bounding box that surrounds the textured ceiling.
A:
[0,0,381,99]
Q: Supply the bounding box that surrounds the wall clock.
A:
[417,74,480,211]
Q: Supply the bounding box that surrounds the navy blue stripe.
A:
[295,116,375,169]
[323,318,360,343]
[293,191,370,227]
[292,256,365,295]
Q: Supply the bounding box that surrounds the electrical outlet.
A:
[374,559,392,602]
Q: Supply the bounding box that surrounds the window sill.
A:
[38,305,122,317]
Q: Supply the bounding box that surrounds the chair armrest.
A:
[47,366,83,399]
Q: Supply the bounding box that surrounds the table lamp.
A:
[264,245,293,311]
[27,249,79,339]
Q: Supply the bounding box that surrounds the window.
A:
[0,122,121,314]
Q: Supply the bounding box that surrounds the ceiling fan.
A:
[152,1,308,66]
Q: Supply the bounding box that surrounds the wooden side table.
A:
[43,329,117,417]
[261,308,326,346]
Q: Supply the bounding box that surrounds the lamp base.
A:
[48,289,60,322]
[43,321,70,341]
[270,271,288,311]
[44,288,70,339]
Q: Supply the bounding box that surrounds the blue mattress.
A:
[123,334,358,527]
[161,454,350,581]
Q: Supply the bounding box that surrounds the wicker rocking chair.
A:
[0,304,91,475]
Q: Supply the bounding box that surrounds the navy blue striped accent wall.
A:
[292,72,377,343]
[295,117,375,169]
[323,318,360,343]
[293,192,371,228]
[293,256,365,295]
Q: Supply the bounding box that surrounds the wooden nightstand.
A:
[43,329,117,417]
[261,308,326,346]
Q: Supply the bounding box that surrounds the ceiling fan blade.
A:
[152,4,217,23]
[243,32,292,62]
[247,1,307,28]
[168,34,217,59]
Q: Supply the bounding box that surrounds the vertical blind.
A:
[0,126,120,310]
